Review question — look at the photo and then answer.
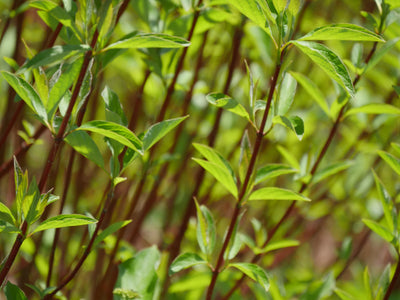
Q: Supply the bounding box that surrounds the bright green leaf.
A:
[229,0,273,38]
[378,150,400,176]
[206,92,250,120]
[256,239,300,254]
[143,116,188,151]
[76,120,143,155]
[312,161,353,185]
[169,253,208,275]
[255,164,297,184]
[32,214,97,233]
[4,282,27,300]
[290,71,330,116]
[105,33,190,50]
[93,220,132,249]
[290,41,355,98]
[193,158,238,199]
[249,187,310,201]
[115,246,160,300]
[344,104,400,118]
[273,115,304,140]
[277,73,297,115]
[362,219,394,243]
[299,24,384,42]
[0,202,16,225]
[30,0,82,41]
[2,72,48,124]
[366,38,400,71]
[229,262,270,291]
[48,58,83,120]
[277,145,300,170]
[65,130,105,170]
[18,45,89,73]
[372,170,394,232]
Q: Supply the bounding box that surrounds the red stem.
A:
[206,53,284,300]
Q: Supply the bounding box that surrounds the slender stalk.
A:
[156,0,203,122]
[0,125,47,178]
[38,32,97,192]
[0,221,27,286]
[206,51,284,299]
[44,185,117,299]
[0,21,62,159]
[222,33,383,300]
[383,258,400,300]
[46,149,77,286]
[126,30,210,243]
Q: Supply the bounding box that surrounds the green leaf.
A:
[2,72,48,124]
[273,115,304,141]
[193,143,238,198]
[30,0,82,41]
[18,45,89,73]
[290,71,330,117]
[76,121,143,155]
[115,246,160,300]
[366,38,400,71]
[277,145,300,170]
[249,187,310,201]
[195,199,208,255]
[93,220,132,249]
[0,202,16,225]
[362,219,394,243]
[312,161,353,185]
[290,41,355,98]
[255,164,297,184]
[372,170,395,233]
[256,239,300,254]
[193,158,238,199]
[277,73,297,115]
[229,0,274,40]
[344,104,400,118]
[64,130,105,170]
[169,253,208,275]
[4,282,27,300]
[32,214,97,233]
[105,33,190,50]
[48,58,83,120]
[229,262,270,291]
[298,24,384,42]
[378,151,400,176]
[23,177,41,225]
[392,143,400,156]
[335,288,356,300]
[206,92,250,120]
[102,86,128,126]
[143,116,188,151]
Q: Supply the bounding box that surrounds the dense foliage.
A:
[1,0,400,299]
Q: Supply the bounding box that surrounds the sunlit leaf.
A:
[249,187,310,201]
[378,150,400,176]
[65,130,105,170]
[207,93,250,120]
[170,253,208,275]
[2,72,48,124]
[299,24,384,42]
[32,214,97,233]
[290,41,355,98]
[76,121,143,155]
[229,262,270,291]
[143,116,188,151]
[344,104,400,118]
[105,33,190,50]
[362,219,394,243]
